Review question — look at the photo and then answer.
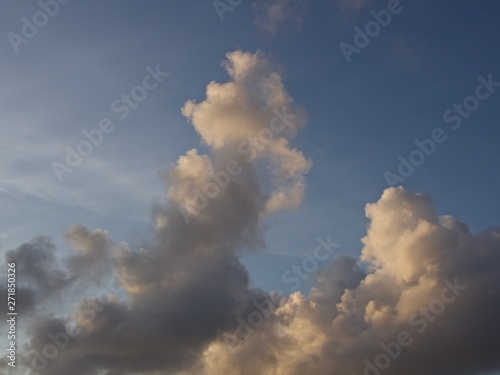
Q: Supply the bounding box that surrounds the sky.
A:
[0,1,499,374]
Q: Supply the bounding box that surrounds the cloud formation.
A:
[12,185,500,375]
[3,51,500,375]
[12,50,312,375]
[201,187,500,375]
[180,50,311,216]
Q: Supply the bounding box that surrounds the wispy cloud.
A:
[253,0,309,36]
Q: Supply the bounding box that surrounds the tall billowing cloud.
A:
[201,187,500,375]
[13,50,311,375]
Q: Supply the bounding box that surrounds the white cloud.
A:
[201,187,500,375]
[181,50,311,216]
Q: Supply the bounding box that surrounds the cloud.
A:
[9,50,500,375]
[253,0,308,36]
[180,50,311,216]
[201,187,500,375]
[64,225,114,283]
[3,236,71,300]
[19,50,311,375]
[17,183,500,375]
[0,227,119,322]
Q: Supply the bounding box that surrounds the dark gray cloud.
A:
[5,236,70,295]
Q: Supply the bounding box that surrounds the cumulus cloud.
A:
[0,236,71,320]
[201,187,500,375]
[16,186,500,375]
[5,236,70,296]
[17,50,311,375]
[7,51,500,375]
[253,0,308,36]
[64,225,114,283]
[180,50,311,216]
[0,227,119,322]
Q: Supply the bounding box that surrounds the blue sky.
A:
[1,0,499,290]
[1,1,500,374]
